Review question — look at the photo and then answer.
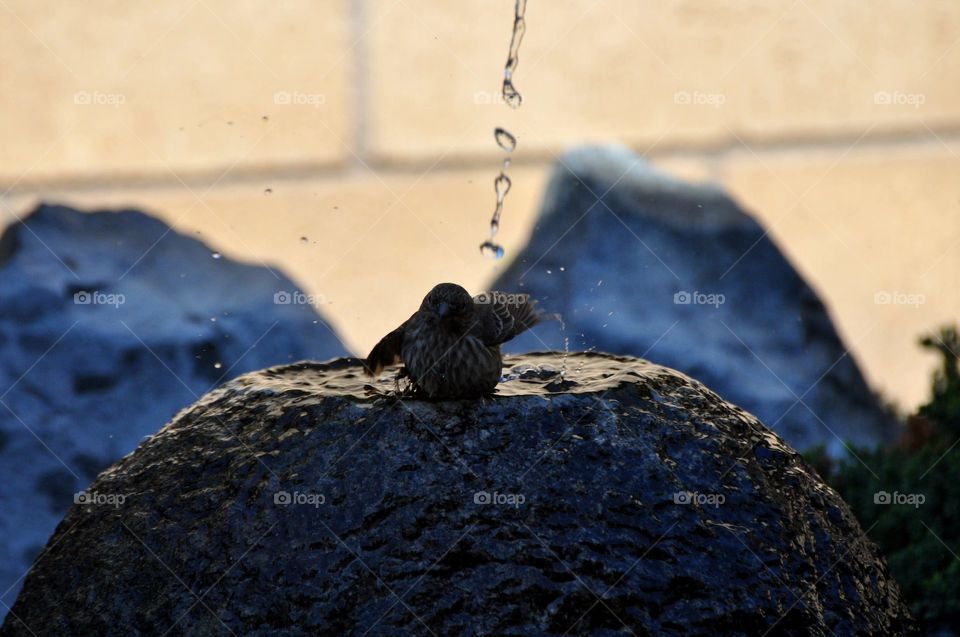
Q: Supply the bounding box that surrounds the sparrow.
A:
[363,282,542,399]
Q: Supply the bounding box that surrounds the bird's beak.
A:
[436,301,451,318]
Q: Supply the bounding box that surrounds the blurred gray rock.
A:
[494,145,897,456]
[1,353,914,635]
[0,203,346,619]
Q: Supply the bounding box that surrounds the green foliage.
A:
[829,443,960,626]
[919,325,960,435]
[806,324,960,631]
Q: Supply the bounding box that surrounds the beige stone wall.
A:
[1,0,958,413]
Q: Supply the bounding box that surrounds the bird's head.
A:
[421,282,474,323]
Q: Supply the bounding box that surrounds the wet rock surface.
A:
[0,203,347,618]
[493,145,898,456]
[2,352,913,636]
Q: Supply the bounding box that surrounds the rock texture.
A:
[2,353,913,636]
[0,203,346,618]
[493,145,897,456]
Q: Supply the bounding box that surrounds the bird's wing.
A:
[363,318,409,376]
[472,292,542,346]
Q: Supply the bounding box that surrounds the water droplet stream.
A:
[480,1,528,261]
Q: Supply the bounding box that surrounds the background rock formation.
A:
[2,353,913,636]
[494,146,897,456]
[0,204,346,618]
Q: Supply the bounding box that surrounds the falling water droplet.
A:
[495,173,512,199]
[501,0,527,109]
[211,252,222,259]
[494,127,517,152]
[483,171,513,256]
[214,362,222,370]
[479,240,505,260]
[503,80,522,109]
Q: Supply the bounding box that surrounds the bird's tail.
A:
[475,291,545,345]
[512,297,543,335]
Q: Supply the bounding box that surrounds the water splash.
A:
[502,0,527,109]
[558,316,570,378]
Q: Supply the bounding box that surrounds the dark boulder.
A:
[2,353,913,636]
[0,203,346,618]
[493,145,897,456]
